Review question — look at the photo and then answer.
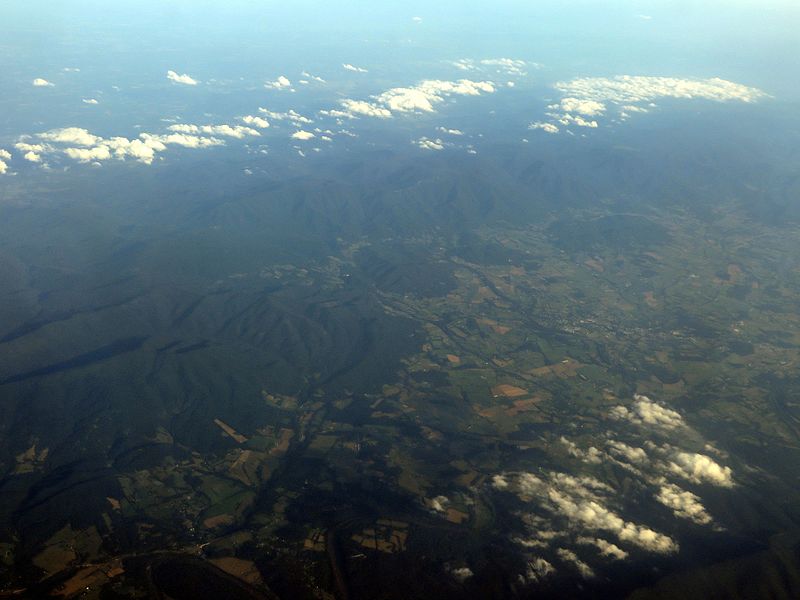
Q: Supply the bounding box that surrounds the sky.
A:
[0,0,798,176]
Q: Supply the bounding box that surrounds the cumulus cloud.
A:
[333,78,495,120]
[291,130,315,140]
[339,99,392,118]
[416,137,444,151]
[453,58,532,76]
[342,63,368,73]
[241,115,270,128]
[450,567,472,582]
[560,437,603,464]
[536,75,766,133]
[15,142,47,163]
[0,149,10,161]
[656,483,713,525]
[166,70,199,85]
[265,75,292,90]
[555,75,767,105]
[300,70,325,83]
[529,121,559,134]
[668,452,734,487]
[380,79,495,113]
[0,149,10,174]
[82,98,99,105]
[32,78,54,87]
[0,160,8,175]
[64,145,112,162]
[556,97,606,116]
[610,395,685,429]
[496,471,678,554]
[140,133,224,149]
[167,123,260,139]
[28,126,227,166]
[606,440,648,464]
[39,127,101,146]
[436,126,463,135]
[576,537,628,560]
[556,548,594,578]
[258,107,313,124]
[525,557,555,582]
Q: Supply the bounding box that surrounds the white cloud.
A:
[0,149,10,161]
[339,99,392,118]
[436,126,463,135]
[301,71,325,83]
[606,440,648,464]
[82,98,99,105]
[555,75,767,105]
[535,75,766,133]
[265,75,292,90]
[428,495,449,513]
[39,127,101,146]
[416,137,444,151]
[64,145,112,162]
[291,130,315,140]
[450,567,472,582]
[496,471,678,554]
[557,97,606,116]
[610,395,685,429]
[453,58,532,77]
[556,548,594,578]
[166,70,199,86]
[576,537,628,560]
[167,123,260,139]
[140,133,224,149]
[0,160,8,175]
[342,63,368,73]
[241,115,270,128]
[332,78,495,120]
[656,483,713,525]
[529,121,559,134]
[560,437,603,464]
[668,452,734,487]
[554,113,598,128]
[379,79,495,113]
[32,78,54,87]
[258,107,313,124]
[28,126,228,167]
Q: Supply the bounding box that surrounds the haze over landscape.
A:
[2,2,800,598]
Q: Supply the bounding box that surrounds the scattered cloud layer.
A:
[166,70,199,86]
[453,58,533,77]
[167,123,261,139]
[22,126,226,166]
[258,107,313,124]
[332,78,495,120]
[495,471,678,554]
[342,63,368,73]
[536,75,767,133]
